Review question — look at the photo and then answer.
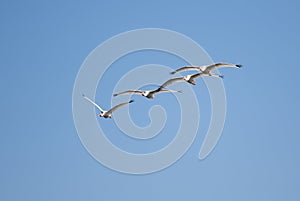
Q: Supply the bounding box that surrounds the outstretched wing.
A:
[191,72,206,79]
[106,100,134,115]
[170,66,202,74]
[113,90,143,97]
[205,63,242,71]
[82,94,104,112]
[160,77,184,88]
[154,89,182,94]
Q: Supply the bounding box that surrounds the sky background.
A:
[1,0,300,200]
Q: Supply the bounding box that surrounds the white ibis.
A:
[159,72,212,88]
[113,88,181,99]
[83,94,133,119]
[171,62,242,78]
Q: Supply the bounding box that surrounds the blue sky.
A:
[1,0,300,200]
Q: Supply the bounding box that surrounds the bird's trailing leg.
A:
[188,79,196,85]
[209,73,224,79]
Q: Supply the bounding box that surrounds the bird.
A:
[159,72,211,88]
[113,88,181,99]
[170,62,242,77]
[82,94,134,119]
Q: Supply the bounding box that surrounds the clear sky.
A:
[1,0,300,200]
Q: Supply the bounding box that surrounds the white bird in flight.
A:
[83,94,134,119]
[113,88,181,99]
[170,62,242,77]
[159,73,209,88]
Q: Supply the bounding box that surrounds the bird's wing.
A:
[205,63,242,71]
[106,100,134,115]
[113,90,142,97]
[82,94,104,112]
[191,73,206,79]
[170,66,201,74]
[160,77,184,88]
[155,89,182,94]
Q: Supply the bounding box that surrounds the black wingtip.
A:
[170,71,176,74]
[113,94,118,97]
[220,75,224,79]
[129,100,134,103]
[236,64,242,68]
[82,94,86,97]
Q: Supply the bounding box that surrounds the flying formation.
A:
[83,62,242,119]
